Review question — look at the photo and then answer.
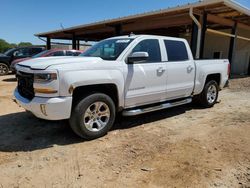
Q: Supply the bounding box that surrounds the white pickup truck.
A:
[14,35,229,139]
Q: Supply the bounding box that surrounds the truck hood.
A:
[18,56,103,70]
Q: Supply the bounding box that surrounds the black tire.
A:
[69,93,116,140]
[0,63,9,76]
[195,80,219,108]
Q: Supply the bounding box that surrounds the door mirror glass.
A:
[127,52,149,64]
[13,51,19,57]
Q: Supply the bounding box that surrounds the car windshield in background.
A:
[32,50,48,58]
[4,48,15,56]
[80,38,134,60]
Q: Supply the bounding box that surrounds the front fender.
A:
[0,57,11,66]
[59,69,125,107]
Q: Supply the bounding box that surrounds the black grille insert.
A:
[17,71,34,100]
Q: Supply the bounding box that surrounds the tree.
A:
[0,39,33,53]
[18,42,32,47]
[0,39,13,53]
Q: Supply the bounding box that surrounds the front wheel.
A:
[0,63,9,76]
[69,93,116,140]
[195,80,219,108]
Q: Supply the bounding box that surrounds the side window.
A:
[66,51,74,56]
[164,40,189,61]
[31,48,43,55]
[14,48,30,57]
[50,51,65,56]
[74,52,81,56]
[131,39,161,63]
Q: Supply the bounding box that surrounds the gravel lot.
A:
[0,75,249,188]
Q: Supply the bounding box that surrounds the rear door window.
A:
[50,51,65,56]
[164,40,189,61]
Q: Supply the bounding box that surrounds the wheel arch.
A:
[72,83,120,111]
[0,61,10,66]
[205,73,221,86]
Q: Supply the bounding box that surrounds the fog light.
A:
[40,104,47,116]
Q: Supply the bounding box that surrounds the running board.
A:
[122,98,192,116]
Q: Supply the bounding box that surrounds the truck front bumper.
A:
[14,89,72,120]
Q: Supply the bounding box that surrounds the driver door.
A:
[12,48,31,61]
[124,39,167,108]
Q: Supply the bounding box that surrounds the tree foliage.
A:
[0,39,32,53]
[18,42,32,47]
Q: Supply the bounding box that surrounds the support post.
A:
[190,19,199,58]
[72,34,77,50]
[228,22,238,64]
[115,24,123,36]
[200,12,207,59]
[77,40,80,50]
[46,37,51,50]
[189,8,201,59]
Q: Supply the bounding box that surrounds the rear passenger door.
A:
[164,40,195,100]
[124,39,167,107]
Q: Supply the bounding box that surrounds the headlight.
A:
[34,73,57,83]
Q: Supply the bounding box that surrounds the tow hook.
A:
[12,98,21,107]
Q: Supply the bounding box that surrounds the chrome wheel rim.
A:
[207,85,217,104]
[83,102,110,132]
[0,64,8,75]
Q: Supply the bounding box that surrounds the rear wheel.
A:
[0,63,9,76]
[69,93,116,140]
[195,80,219,108]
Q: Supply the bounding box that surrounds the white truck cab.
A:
[14,35,229,139]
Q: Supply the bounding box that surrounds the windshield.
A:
[32,50,48,58]
[4,48,16,56]
[80,38,133,60]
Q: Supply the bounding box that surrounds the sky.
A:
[1,0,250,45]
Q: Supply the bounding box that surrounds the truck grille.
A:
[16,71,34,100]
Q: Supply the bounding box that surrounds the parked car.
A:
[10,49,83,72]
[13,35,229,139]
[0,46,45,75]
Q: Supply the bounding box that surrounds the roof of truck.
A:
[108,34,187,41]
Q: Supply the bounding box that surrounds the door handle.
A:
[187,65,194,73]
[157,67,165,73]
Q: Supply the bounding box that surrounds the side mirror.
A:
[13,51,19,57]
[127,52,149,64]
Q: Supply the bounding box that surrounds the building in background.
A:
[35,0,250,75]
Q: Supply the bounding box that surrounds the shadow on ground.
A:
[230,75,250,79]
[2,77,17,82]
[0,103,201,152]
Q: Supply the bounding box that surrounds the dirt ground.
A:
[0,75,249,188]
